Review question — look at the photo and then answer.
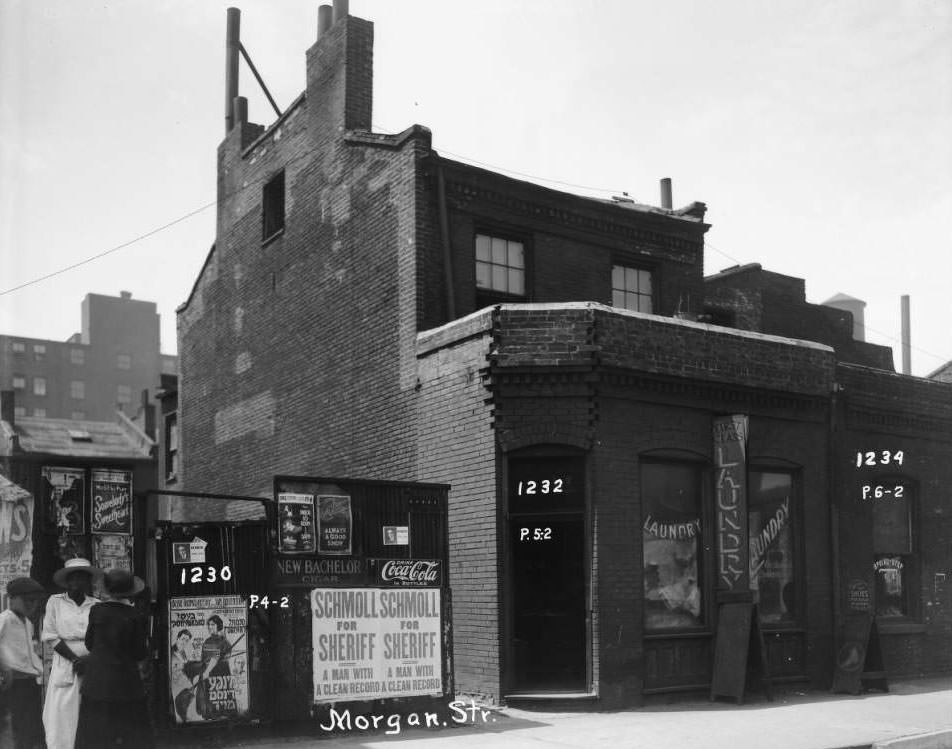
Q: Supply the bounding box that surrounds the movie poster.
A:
[0,475,34,612]
[92,534,133,573]
[41,466,85,534]
[311,588,443,702]
[90,469,133,534]
[317,495,352,555]
[168,595,249,724]
[277,493,316,553]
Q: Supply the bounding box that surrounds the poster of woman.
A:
[167,595,249,723]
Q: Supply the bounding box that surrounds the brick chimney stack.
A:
[306,1,374,133]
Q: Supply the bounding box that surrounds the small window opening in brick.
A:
[262,171,286,241]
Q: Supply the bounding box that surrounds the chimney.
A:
[306,1,374,132]
[901,295,911,375]
[660,178,673,209]
[225,7,241,133]
[0,390,14,427]
[120,290,132,300]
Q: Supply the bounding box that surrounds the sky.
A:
[1,0,950,376]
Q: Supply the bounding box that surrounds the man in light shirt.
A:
[0,577,47,748]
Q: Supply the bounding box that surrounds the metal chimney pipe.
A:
[225,8,241,133]
[660,178,673,209]
[332,0,349,25]
[233,96,248,126]
[318,4,333,37]
[901,295,911,375]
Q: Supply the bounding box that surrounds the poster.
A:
[93,534,133,573]
[41,466,85,534]
[277,493,316,553]
[311,588,443,702]
[0,475,34,612]
[382,526,409,546]
[168,595,249,724]
[90,469,133,534]
[317,495,352,555]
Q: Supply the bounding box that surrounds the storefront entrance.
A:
[506,454,588,693]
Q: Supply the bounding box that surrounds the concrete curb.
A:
[871,730,952,749]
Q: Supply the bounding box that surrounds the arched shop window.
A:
[872,478,916,619]
[642,461,704,631]
[748,470,799,625]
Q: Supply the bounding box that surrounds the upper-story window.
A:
[71,381,85,400]
[117,384,132,405]
[33,377,46,396]
[71,411,85,421]
[70,348,85,365]
[475,233,525,298]
[873,479,916,619]
[33,408,46,418]
[117,353,131,370]
[13,406,26,418]
[12,375,25,390]
[11,341,25,354]
[262,170,286,241]
[166,412,179,482]
[612,264,653,314]
[33,343,46,361]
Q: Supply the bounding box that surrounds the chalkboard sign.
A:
[710,603,772,704]
[831,612,888,694]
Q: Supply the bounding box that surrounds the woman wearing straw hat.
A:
[41,558,101,749]
[74,569,153,749]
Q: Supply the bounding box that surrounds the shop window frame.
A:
[747,463,805,633]
[639,450,713,635]
[871,474,920,629]
[611,262,655,314]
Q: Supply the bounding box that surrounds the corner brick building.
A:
[178,3,952,710]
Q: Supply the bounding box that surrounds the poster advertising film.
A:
[311,588,443,702]
[92,534,133,573]
[0,475,34,611]
[90,469,133,535]
[277,492,316,553]
[168,595,250,724]
[317,495,352,555]
[41,466,85,534]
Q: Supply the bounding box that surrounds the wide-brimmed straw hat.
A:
[102,569,145,598]
[52,558,103,588]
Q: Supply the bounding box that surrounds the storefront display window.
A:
[748,471,797,625]
[873,483,913,618]
[642,462,703,630]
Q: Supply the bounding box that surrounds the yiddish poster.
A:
[0,475,34,611]
[311,588,442,703]
[90,469,133,534]
[168,595,249,723]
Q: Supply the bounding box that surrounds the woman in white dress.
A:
[41,558,101,749]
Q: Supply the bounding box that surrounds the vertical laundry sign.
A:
[714,415,749,592]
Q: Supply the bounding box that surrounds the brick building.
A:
[177,3,952,710]
[0,291,177,421]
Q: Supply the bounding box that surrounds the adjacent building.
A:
[0,291,177,421]
[176,3,952,711]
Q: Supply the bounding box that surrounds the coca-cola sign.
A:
[376,559,442,587]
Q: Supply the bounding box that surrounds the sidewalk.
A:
[158,678,952,749]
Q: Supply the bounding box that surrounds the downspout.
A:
[828,381,842,685]
[436,159,457,321]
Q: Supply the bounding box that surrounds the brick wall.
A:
[416,311,498,700]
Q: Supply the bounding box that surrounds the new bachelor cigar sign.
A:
[311,589,442,702]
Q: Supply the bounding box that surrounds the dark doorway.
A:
[507,454,587,693]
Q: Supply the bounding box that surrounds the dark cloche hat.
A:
[7,577,46,598]
[102,569,145,598]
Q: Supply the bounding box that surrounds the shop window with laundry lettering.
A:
[642,462,704,631]
[748,471,798,625]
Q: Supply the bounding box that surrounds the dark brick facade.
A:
[179,8,952,711]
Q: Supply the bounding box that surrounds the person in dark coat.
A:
[73,569,154,749]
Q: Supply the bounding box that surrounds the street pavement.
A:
[158,678,952,749]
